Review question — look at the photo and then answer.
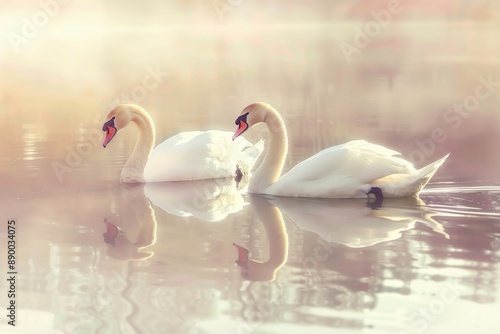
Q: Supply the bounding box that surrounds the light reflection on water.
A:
[1,121,499,330]
[0,175,499,333]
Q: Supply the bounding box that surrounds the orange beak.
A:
[103,218,119,246]
[232,112,250,140]
[102,117,117,148]
[232,122,248,140]
[233,243,250,267]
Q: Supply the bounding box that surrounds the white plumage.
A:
[233,103,449,198]
[267,140,448,198]
[145,130,263,182]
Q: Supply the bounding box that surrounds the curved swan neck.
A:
[121,184,157,248]
[121,106,156,182]
[247,196,288,281]
[261,201,288,267]
[250,107,288,193]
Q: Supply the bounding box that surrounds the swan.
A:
[102,104,264,183]
[232,102,449,199]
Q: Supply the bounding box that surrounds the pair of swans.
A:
[102,103,449,198]
[102,104,264,183]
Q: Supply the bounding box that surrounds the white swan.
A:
[102,104,264,183]
[232,102,449,198]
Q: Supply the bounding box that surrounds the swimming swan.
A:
[102,104,264,183]
[232,102,449,199]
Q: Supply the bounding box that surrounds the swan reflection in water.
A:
[234,195,449,281]
[144,176,249,222]
[233,195,289,282]
[103,177,249,260]
[102,183,158,261]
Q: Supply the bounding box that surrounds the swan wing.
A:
[144,131,263,182]
[267,140,416,198]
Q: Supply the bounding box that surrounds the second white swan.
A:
[102,104,264,183]
[232,102,449,199]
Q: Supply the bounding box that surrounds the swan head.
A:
[102,104,136,147]
[232,102,273,140]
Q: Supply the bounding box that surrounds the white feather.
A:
[144,130,263,182]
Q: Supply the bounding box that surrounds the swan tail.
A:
[373,154,449,197]
[236,139,265,174]
[412,153,450,194]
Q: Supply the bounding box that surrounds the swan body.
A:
[232,102,449,198]
[144,130,263,182]
[102,104,264,183]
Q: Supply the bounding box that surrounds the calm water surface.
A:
[0,124,499,334]
[1,7,500,334]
